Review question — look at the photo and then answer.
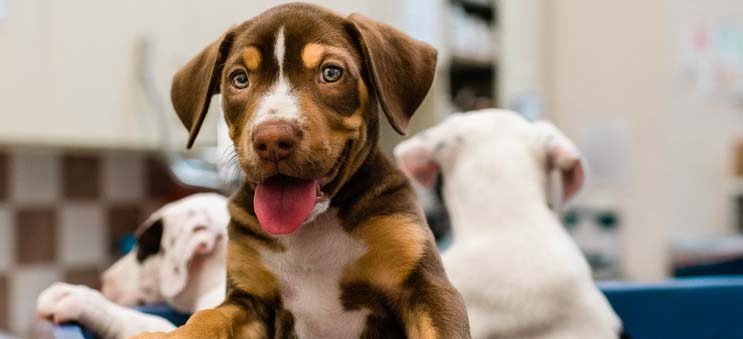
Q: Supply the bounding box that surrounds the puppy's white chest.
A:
[259,209,369,339]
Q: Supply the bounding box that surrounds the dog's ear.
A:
[394,137,439,189]
[346,13,437,135]
[171,27,237,148]
[134,217,164,263]
[535,121,586,204]
[159,215,224,299]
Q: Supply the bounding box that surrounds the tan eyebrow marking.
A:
[242,46,262,71]
[301,43,326,69]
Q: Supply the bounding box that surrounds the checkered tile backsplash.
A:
[0,148,205,335]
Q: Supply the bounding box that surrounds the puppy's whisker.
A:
[220,147,245,191]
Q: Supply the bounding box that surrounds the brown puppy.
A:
[131,3,469,339]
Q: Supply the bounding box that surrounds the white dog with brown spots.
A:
[395,110,623,339]
[36,193,229,339]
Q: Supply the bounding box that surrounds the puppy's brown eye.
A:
[321,65,343,83]
[231,71,249,89]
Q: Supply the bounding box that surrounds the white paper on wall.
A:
[676,22,743,109]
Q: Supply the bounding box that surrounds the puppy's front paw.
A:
[128,328,228,339]
[36,282,108,324]
[127,308,235,339]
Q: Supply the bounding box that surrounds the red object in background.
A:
[692,26,708,52]
[145,157,216,202]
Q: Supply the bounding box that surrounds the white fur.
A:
[36,193,229,339]
[259,208,370,339]
[250,26,304,128]
[99,251,161,307]
[154,194,229,312]
[36,282,176,338]
[395,109,622,339]
[275,26,286,75]
[305,195,331,224]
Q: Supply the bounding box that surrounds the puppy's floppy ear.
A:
[171,27,237,148]
[134,217,164,262]
[534,121,586,204]
[346,13,437,135]
[158,212,225,299]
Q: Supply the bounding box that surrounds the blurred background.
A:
[0,0,742,336]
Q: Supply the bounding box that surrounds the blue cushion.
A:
[674,257,743,277]
[134,304,190,326]
[54,277,743,339]
[599,276,743,339]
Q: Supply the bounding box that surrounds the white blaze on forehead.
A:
[250,26,303,128]
[275,26,286,76]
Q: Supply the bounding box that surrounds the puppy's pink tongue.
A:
[254,176,317,235]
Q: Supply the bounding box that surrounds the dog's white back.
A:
[395,110,621,339]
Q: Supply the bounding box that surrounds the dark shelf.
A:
[451,0,495,23]
[450,56,495,71]
[448,58,496,110]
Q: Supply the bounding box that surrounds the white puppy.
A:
[36,193,229,339]
[394,110,622,339]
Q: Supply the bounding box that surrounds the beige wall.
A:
[542,0,743,280]
[544,0,674,281]
[497,0,546,107]
[665,0,743,238]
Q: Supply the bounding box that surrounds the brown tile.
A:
[63,154,100,200]
[0,151,6,202]
[141,199,166,221]
[107,204,142,256]
[16,207,56,264]
[146,157,176,199]
[0,273,7,331]
[64,266,102,290]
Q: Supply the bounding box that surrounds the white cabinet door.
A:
[0,0,185,149]
[0,0,57,146]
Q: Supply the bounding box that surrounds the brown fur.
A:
[341,214,427,292]
[130,3,468,339]
[225,239,279,302]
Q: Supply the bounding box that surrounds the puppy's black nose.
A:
[252,121,303,162]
